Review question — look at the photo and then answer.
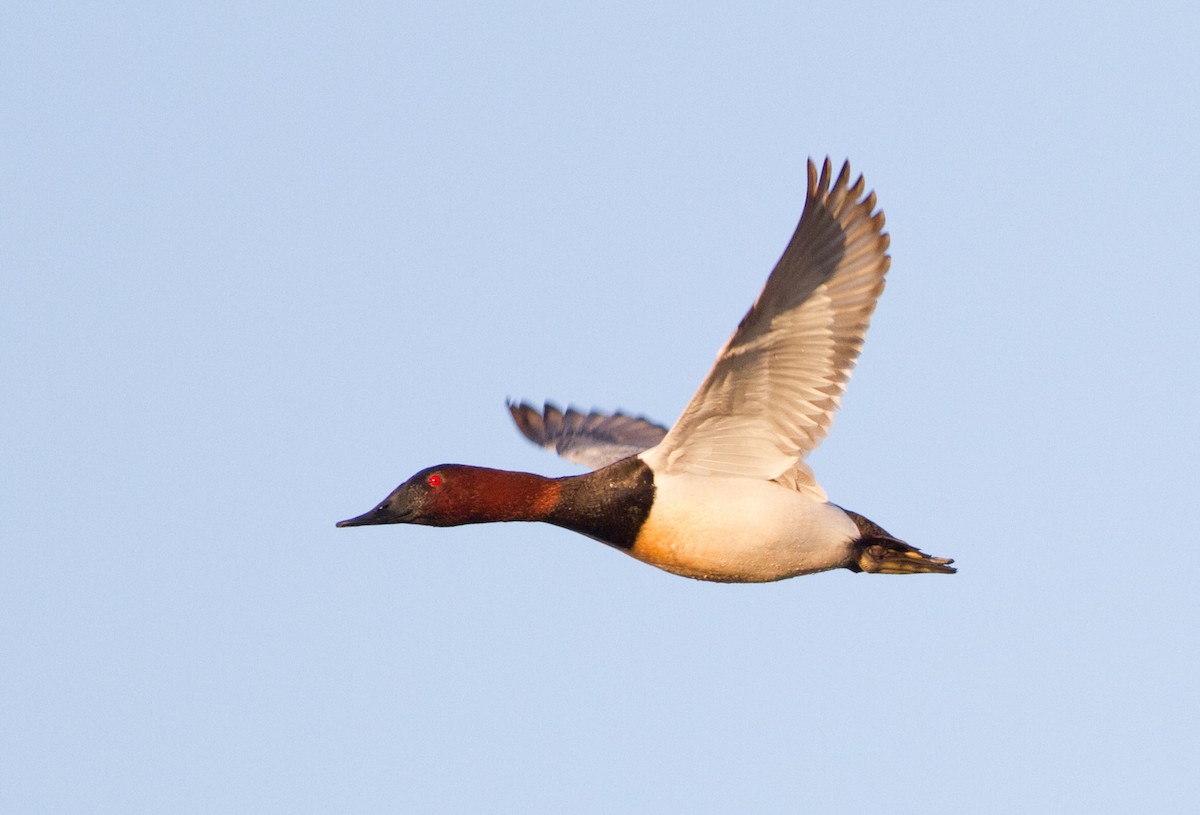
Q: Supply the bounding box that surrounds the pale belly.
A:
[630,474,860,582]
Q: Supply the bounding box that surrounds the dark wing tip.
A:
[507,399,557,449]
[505,399,669,466]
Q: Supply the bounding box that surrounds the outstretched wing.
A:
[508,401,668,469]
[641,158,890,483]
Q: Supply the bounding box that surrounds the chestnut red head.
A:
[336,464,557,529]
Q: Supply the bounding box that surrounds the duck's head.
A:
[336,464,555,528]
[337,465,464,528]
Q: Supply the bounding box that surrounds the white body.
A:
[632,464,860,582]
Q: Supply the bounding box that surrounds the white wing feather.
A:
[640,158,890,497]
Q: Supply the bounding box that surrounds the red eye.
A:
[428,474,443,487]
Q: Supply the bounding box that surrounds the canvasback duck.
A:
[338,158,955,582]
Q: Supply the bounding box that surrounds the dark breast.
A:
[547,457,656,549]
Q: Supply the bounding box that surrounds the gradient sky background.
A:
[4,2,1198,812]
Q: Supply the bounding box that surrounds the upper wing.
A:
[508,401,669,469]
[640,158,890,484]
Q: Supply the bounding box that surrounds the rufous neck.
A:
[450,466,562,524]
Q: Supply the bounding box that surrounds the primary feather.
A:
[639,158,889,486]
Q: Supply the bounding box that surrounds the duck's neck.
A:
[456,458,656,550]
[454,467,562,523]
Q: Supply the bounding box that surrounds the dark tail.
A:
[852,538,957,574]
[842,509,956,575]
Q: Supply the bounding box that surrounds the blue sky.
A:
[3,2,1198,812]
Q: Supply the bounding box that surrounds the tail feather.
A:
[853,538,957,574]
[840,509,956,575]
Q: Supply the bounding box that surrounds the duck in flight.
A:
[337,159,955,582]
